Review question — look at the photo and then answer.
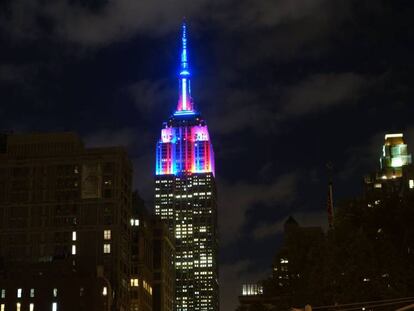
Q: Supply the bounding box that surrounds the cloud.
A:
[0,0,210,46]
[281,73,368,116]
[220,260,269,311]
[218,172,298,245]
[83,127,140,148]
[1,0,350,49]
[0,64,40,84]
[126,79,175,116]
[253,218,285,239]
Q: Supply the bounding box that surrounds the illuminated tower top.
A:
[175,22,195,115]
[156,22,215,176]
[380,133,412,178]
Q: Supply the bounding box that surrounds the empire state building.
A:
[154,23,219,311]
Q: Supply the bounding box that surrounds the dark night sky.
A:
[1,1,414,309]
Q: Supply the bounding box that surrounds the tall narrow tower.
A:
[154,23,219,311]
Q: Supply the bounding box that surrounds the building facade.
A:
[152,216,175,311]
[154,23,219,311]
[130,193,154,311]
[364,133,414,197]
[0,132,133,311]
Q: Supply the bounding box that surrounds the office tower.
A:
[364,133,413,197]
[154,23,219,311]
[152,216,175,311]
[0,132,133,311]
[379,133,412,178]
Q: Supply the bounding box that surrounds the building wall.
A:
[152,216,175,311]
[155,172,218,311]
[130,194,154,311]
[0,132,133,311]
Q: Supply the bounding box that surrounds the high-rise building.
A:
[131,192,154,311]
[0,132,133,311]
[364,133,413,197]
[154,23,219,311]
[379,133,412,178]
[152,216,175,311]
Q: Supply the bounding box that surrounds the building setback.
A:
[0,132,133,311]
[154,23,219,311]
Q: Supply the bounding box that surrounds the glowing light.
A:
[174,110,195,116]
[182,79,187,110]
[391,157,403,167]
[385,133,403,139]
[176,22,194,113]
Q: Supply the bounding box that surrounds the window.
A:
[72,245,76,255]
[72,231,77,241]
[0,304,4,311]
[52,302,57,311]
[17,288,22,298]
[17,303,21,311]
[104,230,111,240]
[30,288,35,297]
[0,289,4,298]
[53,288,58,297]
[130,219,139,227]
[30,303,34,311]
[409,179,414,189]
[104,244,111,254]
[130,278,139,287]
[102,287,108,296]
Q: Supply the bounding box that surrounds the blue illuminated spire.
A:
[180,22,190,77]
[176,21,194,114]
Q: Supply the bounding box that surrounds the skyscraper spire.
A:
[176,21,194,114]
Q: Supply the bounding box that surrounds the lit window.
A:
[130,278,139,287]
[30,288,35,297]
[52,302,57,311]
[72,231,77,241]
[17,288,22,298]
[72,245,76,255]
[102,287,107,296]
[0,304,4,311]
[104,244,111,254]
[16,303,21,311]
[53,288,58,297]
[0,289,4,298]
[409,179,414,189]
[30,303,34,311]
[104,230,111,240]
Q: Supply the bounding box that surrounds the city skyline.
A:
[1,1,414,310]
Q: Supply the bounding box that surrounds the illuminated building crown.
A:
[379,133,412,178]
[155,22,215,176]
[175,22,195,115]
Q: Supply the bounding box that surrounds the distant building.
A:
[237,217,323,311]
[152,216,175,311]
[364,133,414,198]
[380,133,412,178]
[130,193,154,311]
[154,23,219,311]
[0,132,133,311]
